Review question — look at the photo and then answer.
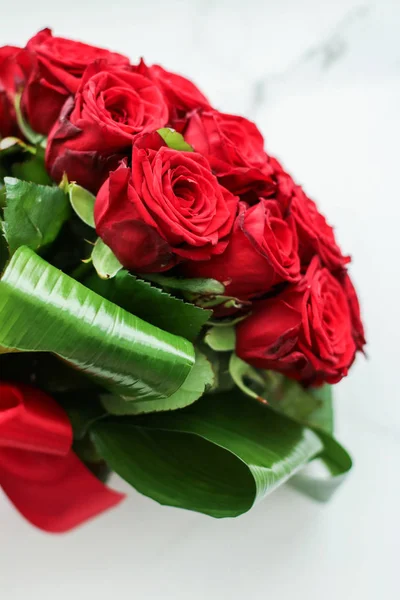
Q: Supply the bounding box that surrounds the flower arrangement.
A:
[0,29,365,532]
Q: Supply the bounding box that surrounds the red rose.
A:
[183,109,275,195]
[0,46,30,137]
[275,172,350,270]
[136,59,211,129]
[94,145,238,272]
[182,198,300,301]
[337,269,366,351]
[236,256,364,385]
[46,61,168,192]
[22,28,129,134]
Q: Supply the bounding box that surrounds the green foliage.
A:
[142,272,225,295]
[91,389,323,517]
[229,353,351,501]
[101,350,215,415]
[2,177,70,255]
[85,270,211,341]
[0,246,195,404]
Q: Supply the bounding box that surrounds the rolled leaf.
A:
[0,246,195,403]
[91,390,323,517]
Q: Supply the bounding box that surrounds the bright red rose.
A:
[136,59,211,129]
[182,199,300,301]
[236,256,364,385]
[275,172,350,271]
[22,28,129,134]
[94,145,238,272]
[46,61,168,192]
[183,109,275,195]
[0,46,30,137]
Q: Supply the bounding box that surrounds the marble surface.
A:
[1,1,399,598]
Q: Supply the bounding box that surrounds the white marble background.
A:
[1,1,399,598]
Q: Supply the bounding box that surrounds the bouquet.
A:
[0,29,365,533]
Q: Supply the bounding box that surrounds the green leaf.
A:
[85,270,211,341]
[101,349,215,415]
[91,237,122,279]
[91,390,323,517]
[14,92,47,148]
[204,325,236,352]
[228,354,351,501]
[68,183,96,228]
[142,273,225,295]
[157,128,193,152]
[0,246,195,403]
[2,177,70,255]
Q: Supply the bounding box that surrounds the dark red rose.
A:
[183,109,275,195]
[46,61,168,192]
[136,59,211,129]
[0,46,30,137]
[275,171,350,270]
[236,256,364,385]
[336,269,366,351]
[94,145,238,272]
[22,28,129,134]
[182,198,300,301]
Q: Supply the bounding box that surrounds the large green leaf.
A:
[91,390,323,517]
[85,270,211,341]
[0,246,194,403]
[2,177,70,255]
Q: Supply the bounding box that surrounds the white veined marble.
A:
[1,1,399,598]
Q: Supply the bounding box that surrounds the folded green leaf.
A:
[290,432,352,502]
[228,354,351,501]
[91,390,323,517]
[2,177,70,255]
[85,270,211,341]
[0,246,195,403]
[91,237,122,279]
[101,349,214,415]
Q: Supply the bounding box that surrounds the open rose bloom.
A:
[0,29,364,533]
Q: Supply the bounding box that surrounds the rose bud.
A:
[135,59,211,130]
[236,256,365,386]
[22,28,130,134]
[46,61,169,193]
[183,109,276,196]
[182,199,301,301]
[94,146,238,272]
[0,46,30,137]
